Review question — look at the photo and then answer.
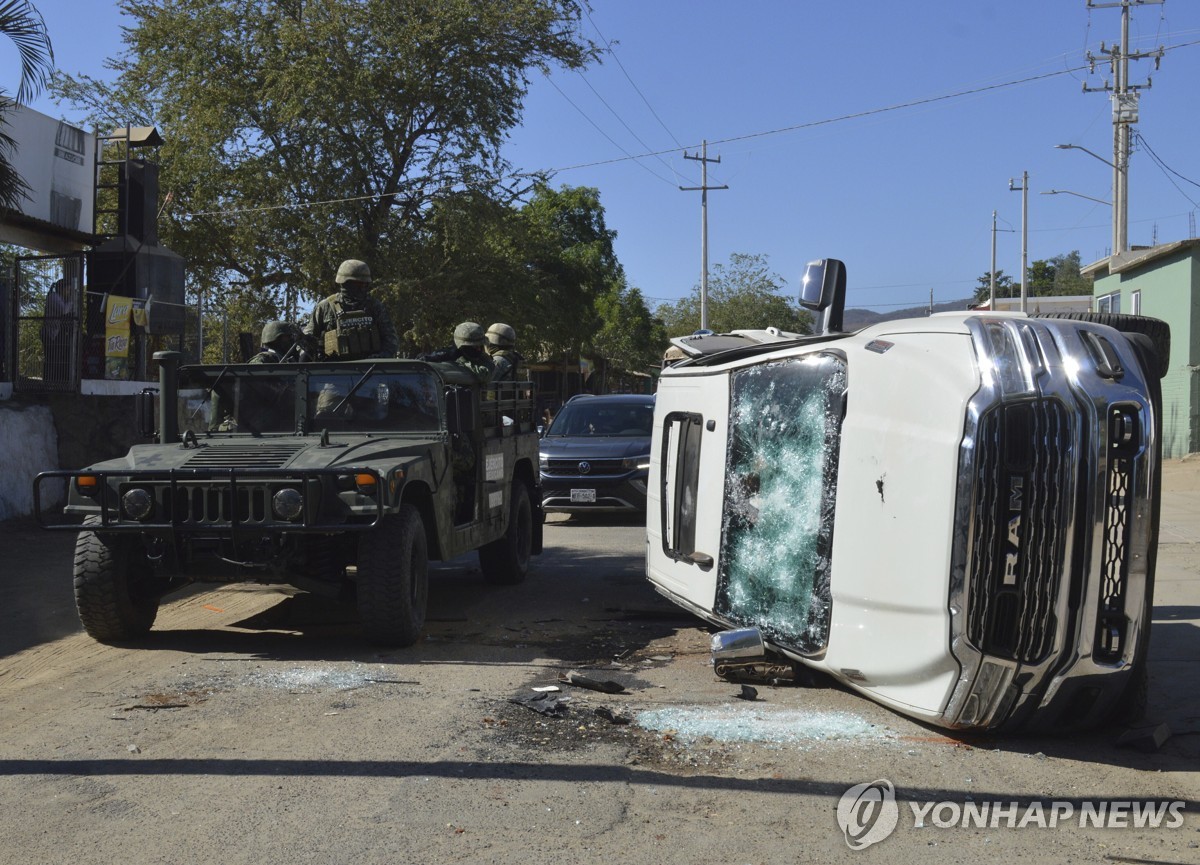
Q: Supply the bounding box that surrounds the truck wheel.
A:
[1032,312,1170,378]
[357,505,429,646]
[73,517,159,642]
[479,481,532,585]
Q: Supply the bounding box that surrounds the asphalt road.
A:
[1,479,1198,864]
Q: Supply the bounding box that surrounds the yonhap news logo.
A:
[836,780,1186,850]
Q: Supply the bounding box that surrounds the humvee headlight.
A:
[121,488,154,521]
[75,475,100,497]
[272,487,304,521]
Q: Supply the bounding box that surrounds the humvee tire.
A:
[479,480,533,586]
[73,516,159,642]
[357,505,429,646]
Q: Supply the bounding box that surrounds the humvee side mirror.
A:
[445,387,477,435]
[135,388,158,439]
[799,258,847,334]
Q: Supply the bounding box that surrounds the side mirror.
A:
[799,258,847,334]
[135,388,158,439]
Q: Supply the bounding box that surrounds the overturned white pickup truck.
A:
[646,259,1168,732]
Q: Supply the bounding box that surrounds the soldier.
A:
[485,322,525,383]
[304,259,399,360]
[421,322,495,383]
[249,321,310,363]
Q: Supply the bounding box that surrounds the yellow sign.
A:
[104,294,132,378]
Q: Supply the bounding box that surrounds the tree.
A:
[1028,259,1057,297]
[593,284,665,375]
[1050,250,1092,295]
[52,0,599,305]
[657,252,812,337]
[0,0,54,210]
[973,269,1014,305]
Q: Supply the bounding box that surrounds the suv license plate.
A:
[570,489,597,503]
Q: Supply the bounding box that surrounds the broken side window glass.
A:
[716,353,846,654]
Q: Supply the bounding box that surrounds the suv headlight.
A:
[621,454,651,471]
[539,453,548,469]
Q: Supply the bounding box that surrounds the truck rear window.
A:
[716,352,846,654]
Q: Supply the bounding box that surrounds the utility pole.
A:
[1084,0,1164,255]
[990,210,997,309]
[1009,172,1028,312]
[680,140,728,331]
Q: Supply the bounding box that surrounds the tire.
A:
[356,505,429,646]
[1032,312,1170,379]
[479,481,532,586]
[73,517,160,642]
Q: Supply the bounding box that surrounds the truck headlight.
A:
[272,487,304,521]
[121,488,154,521]
[980,320,1035,397]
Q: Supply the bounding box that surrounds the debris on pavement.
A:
[594,706,632,725]
[509,691,571,717]
[1115,721,1173,753]
[736,684,759,701]
[560,670,627,694]
[636,705,888,746]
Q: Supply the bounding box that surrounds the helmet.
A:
[453,321,485,348]
[335,259,372,285]
[261,320,295,346]
[485,322,516,349]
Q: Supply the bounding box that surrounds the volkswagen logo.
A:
[578,461,592,474]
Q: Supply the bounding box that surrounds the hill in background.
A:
[841,297,975,330]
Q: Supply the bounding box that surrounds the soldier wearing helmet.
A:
[451,321,495,382]
[484,322,525,383]
[304,259,399,360]
[249,320,312,363]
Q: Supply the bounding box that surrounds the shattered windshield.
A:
[307,371,440,433]
[717,353,846,654]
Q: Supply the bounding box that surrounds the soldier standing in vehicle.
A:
[452,322,495,381]
[249,321,310,363]
[304,259,399,360]
[485,322,525,383]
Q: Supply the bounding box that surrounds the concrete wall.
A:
[0,393,141,520]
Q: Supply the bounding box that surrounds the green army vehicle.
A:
[34,351,543,646]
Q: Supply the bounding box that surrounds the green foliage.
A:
[52,0,598,306]
[1049,250,1092,296]
[593,284,666,374]
[974,269,1014,304]
[657,252,812,338]
[0,0,54,210]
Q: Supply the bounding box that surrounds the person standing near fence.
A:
[41,279,75,383]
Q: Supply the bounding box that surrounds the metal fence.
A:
[6,253,199,392]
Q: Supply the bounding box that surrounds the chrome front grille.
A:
[542,458,624,476]
[967,399,1072,664]
[1095,456,1132,660]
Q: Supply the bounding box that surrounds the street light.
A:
[1054,143,1116,169]
[1055,143,1125,255]
[1041,189,1112,207]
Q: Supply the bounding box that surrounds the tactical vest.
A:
[323,297,382,359]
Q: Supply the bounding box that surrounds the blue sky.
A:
[9,1,1200,314]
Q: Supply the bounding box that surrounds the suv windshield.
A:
[176,367,442,436]
[547,399,654,437]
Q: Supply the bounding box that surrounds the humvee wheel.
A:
[73,517,160,642]
[357,505,429,646]
[479,480,532,585]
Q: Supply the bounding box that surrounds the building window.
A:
[1130,290,1141,316]
[1097,291,1121,314]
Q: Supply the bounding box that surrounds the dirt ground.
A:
[0,462,1197,864]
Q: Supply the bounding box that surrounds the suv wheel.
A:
[357,505,429,645]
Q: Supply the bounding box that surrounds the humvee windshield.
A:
[177,366,441,436]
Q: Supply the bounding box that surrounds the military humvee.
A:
[34,351,543,646]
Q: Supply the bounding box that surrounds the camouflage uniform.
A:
[431,321,494,383]
[249,320,305,364]
[304,260,399,360]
